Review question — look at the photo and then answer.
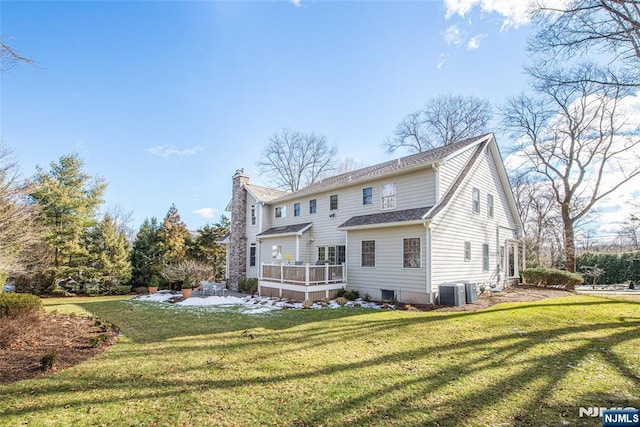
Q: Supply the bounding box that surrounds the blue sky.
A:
[2,0,535,231]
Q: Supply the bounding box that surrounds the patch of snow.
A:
[132,292,393,314]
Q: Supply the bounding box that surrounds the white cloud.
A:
[444,0,530,29]
[467,33,486,50]
[148,144,205,159]
[193,208,219,219]
[437,53,449,69]
[444,0,570,30]
[443,25,463,47]
[290,0,302,7]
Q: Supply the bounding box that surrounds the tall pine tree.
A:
[130,217,162,286]
[29,153,106,279]
[84,214,132,289]
[158,203,191,264]
[189,215,229,282]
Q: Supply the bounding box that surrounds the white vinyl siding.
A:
[431,146,518,286]
[261,168,437,258]
[347,225,427,303]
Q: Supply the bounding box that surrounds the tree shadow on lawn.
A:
[74,295,639,344]
[2,297,639,426]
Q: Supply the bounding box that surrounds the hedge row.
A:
[522,267,584,291]
[0,293,43,318]
[576,251,640,285]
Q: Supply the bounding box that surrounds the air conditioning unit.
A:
[464,282,478,304]
[438,283,466,306]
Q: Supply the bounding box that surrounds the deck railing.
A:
[261,263,345,286]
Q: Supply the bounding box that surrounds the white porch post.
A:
[295,235,300,262]
[513,241,520,278]
[258,262,263,295]
[324,262,329,284]
[305,263,310,286]
[280,263,284,284]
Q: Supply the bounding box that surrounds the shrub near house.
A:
[522,268,583,290]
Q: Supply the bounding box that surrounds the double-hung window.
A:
[472,188,480,213]
[363,187,373,205]
[309,199,317,214]
[381,183,396,209]
[275,206,286,218]
[403,238,421,268]
[330,194,338,210]
[361,240,376,267]
[482,244,490,271]
[250,205,256,225]
[487,194,494,218]
[294,202,300,217]
[464,241,471,262]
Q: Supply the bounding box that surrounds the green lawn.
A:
[1,294,639,426]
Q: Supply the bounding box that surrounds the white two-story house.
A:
[226,133,523,304]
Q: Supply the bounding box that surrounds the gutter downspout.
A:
[424,220,433,304]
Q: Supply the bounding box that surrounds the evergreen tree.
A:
[29,153,106,279]
[130,217,162,286]
[158,204,191,264]
[189,215,229,282]
[84,214,132,288]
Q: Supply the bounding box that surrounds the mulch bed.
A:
[0,313,119,385]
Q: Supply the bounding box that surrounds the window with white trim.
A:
[472,188,480,213]
[249,245,256,267]
[482,243,490,271]
[403,238,421,268]
[250,205,256,225]
[464,241,471,262]
[381,182,396,210]
[487,194,494,218]
[330,194,338,210]
[275,206,286,218]
[294,202,300,217]
[361,240,375,267]
[363,187,373,205]
[309,199,317,214]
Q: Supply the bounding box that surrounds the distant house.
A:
[225,133,523,304]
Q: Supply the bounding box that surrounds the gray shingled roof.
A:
[270,134,490,203]
[245,184,288,203]
[257,222,313,237]
[338,207,433,229]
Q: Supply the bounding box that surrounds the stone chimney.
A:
[228,169,249,289]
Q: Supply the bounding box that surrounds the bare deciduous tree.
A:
[502,72,640,272]
[510,170,561,267]
[257,129,337,192]
[1,39,34,72]
[528,0,640,89]
[0,144,46,276]
[384,94,492,154]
